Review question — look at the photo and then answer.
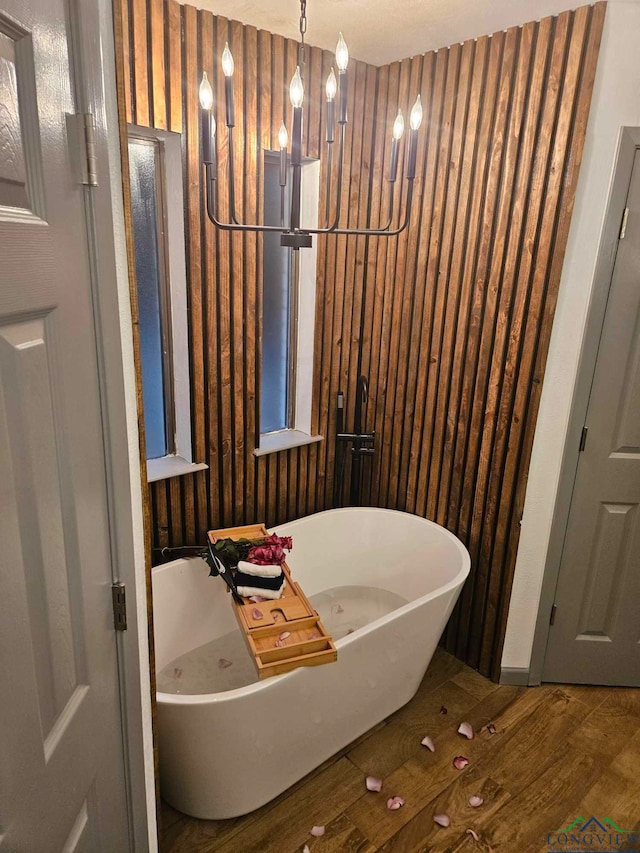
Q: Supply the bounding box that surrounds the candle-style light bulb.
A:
[336,35,349,125]
[406,97,420,180]
[221,42,234,77]
[336,32,349,72]
[278,122,289,149]
[393,109,405,140]
[222,42,235,127]
[326,68,337,101]
[410,94,423,130]
[199,71,214,110]
[388,108,403,182]
[289,66,304,108]
[200,73,216,165]
[325,68,337,143]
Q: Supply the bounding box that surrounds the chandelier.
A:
[198,0,423,250]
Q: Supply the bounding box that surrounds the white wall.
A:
[502,1,640,673]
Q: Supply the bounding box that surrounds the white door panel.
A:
[543,148,640,686]
[0,0,130,848]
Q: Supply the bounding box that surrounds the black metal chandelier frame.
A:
[198,0,423,250]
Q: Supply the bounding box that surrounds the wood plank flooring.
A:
[160,649,640,852]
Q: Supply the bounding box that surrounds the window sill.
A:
[146,455,208,482]
[253,430,323,458]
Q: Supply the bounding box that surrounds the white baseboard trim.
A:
[499,667,531,686]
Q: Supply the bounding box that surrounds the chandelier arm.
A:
[310,156,403,236]
[376,179,397,233]
[322,142,333,230]
[203,161,415,238]
[318,149,397,235]
[307,180,415,237]
[226,127,241,226]
[311,124,347,234]
[204,164,291,234]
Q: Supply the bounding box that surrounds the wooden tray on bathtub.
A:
[207,523,337,679]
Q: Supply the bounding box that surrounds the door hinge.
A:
[111,582,127,631]
[550,603,557,626]
[579,426,588,452]
[619,206,629,240]
[67,112,98,186]
[81,113,98,186]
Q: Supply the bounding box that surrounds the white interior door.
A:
[0,0,131,849]
[543,147,640,686]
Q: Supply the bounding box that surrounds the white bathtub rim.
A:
[154,507,470,706]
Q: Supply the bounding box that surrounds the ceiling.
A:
[178,0,606,66]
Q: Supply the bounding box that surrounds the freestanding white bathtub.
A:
[152,507,470,819]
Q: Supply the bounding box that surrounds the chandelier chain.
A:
[298,0,307,75]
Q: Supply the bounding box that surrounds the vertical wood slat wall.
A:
[115,0,604,678]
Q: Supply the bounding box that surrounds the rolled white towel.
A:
[236,584,284,600]
[237,560,283,578]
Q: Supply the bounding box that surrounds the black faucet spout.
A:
[351,375,371,505]
[354,375,368,436]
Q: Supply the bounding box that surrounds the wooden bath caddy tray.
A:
[207,523,337,679]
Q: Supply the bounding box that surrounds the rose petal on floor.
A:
[466,828,480,841]
[469,795,484,807]
[433,814,450,827]
[439,705,448,714]
[366,775,383,792]
[218,658,232,669]
[453,755,470,769]
[336,604,344,613]
[421,736,435,752]
[310,826,325,837]
[386,796,405,810]
[487,722,497,735]
[458,721,475,739]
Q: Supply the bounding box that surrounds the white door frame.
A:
[528,126,640,686]
[66,0,156,847]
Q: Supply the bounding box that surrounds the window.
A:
[261,154,295,433]
[127,127,207,481]
[255,153,323,456]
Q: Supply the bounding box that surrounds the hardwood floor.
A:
[160,649,640,852]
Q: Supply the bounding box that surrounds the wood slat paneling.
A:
[114,0,605,678]
[131,0,150,125]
